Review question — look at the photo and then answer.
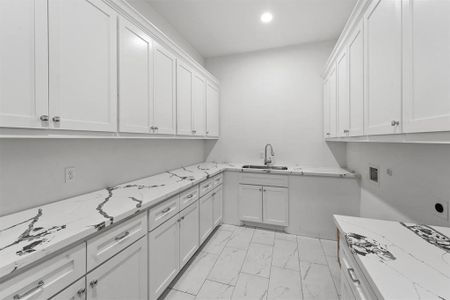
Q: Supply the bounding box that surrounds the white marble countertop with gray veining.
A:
[334,215,450,300]
[0,162,355,280]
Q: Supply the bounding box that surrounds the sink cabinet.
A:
[239,183,288,227]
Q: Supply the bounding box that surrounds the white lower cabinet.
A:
[239,184,262,223]
[179,201,200,268]
[339,237,377,300]
[212,187,223,227]
[239,184,288,227]
[86,237,147,300]
[0,244,86,300]
[199,192,214,244]
[148,214,180,300]
[262,186,289,226]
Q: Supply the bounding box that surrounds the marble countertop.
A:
[0,162,355,280]
[334,215,450,300]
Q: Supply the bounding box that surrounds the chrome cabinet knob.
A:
[343,130,349,133]
[40,115,49,122]
[391,120,400,126]
[52,116,60,123]
[77,288,86,297]
[90,279,98,288]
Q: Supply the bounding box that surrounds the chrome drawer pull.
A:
[203,184,211,189]
[14,280,44,299]
[347,268,360,284]
[186,194,194,199]
[115,231,130,241]
[161,207,171,213]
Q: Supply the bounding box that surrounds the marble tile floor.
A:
[161,224,340,300]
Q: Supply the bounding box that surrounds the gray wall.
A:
[346,142,450,227]
[0,139,205,216]
[205,41,346,168]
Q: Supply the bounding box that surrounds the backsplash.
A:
[0,139,205,216]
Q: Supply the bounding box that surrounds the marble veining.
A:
[0,162,354,280]
[345,232,396,261]
[335,215,450,300]
[401,222,450,253]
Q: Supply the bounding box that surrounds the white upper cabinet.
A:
[192,73,207,136]
[118,17,153,134]
[328,67,338,138]
[364,0,402,135]
[403,0,450,133]
[176,62,193,135]
[48,0,118,132]
[337,50,350,137]
[152,43,176,135]
[206,81,220,137]
[323,76,331,138]
[0,0,48,129]
[348,22,364,137]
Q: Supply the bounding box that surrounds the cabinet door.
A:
[149,216,179,300]
[238,184,262,223]
[153,43,176,135]
[179,201,199,268]
[86,237,147,300]
[262,187,288,227]
[48,0,117,132]
[206,82,219,137]
[176,62,193,135]
[199,194,214,244]
[118,17,153,134]
[212,188,223,227]
[328,67,338,137]
[337,51,350,137]
[364,0,402,135]
[323,76,331,138]
[49,278,85,300]
[403,0,450,133]
[192,73,206,136]
[348,22,364,137]
[0,0,48,129]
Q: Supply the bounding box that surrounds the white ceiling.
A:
[144,0,358,58]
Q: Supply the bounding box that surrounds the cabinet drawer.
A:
[340,241,377,300]
[0,244,86,300]
[199,178,215,197]
[148,196,179,231]
[240,173,288,187]
[212,173,223,188]
[87,214,147,271]
[179,186,199,211]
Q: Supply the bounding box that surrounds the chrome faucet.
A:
[264,144,275,166]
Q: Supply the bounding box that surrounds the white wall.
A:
[126,0,205,66]
[0,139,204,216]
[205,41,346,167]
[347,142,450,227]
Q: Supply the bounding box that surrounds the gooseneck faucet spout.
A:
[264,144,275,166]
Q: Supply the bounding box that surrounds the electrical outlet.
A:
[65,167,75,183]
[434,201,449,221]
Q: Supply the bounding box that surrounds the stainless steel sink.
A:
[242,165,288,171]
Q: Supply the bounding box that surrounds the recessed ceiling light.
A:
[260,12,273,23]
